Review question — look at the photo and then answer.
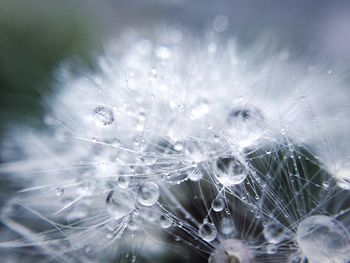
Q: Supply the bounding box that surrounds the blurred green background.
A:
[0,0,103,133]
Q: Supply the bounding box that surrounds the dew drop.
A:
[139,153,157,165]
[212,198,225,212]
[174,141,184,151]
[94,105,114,126]
[106,188,136,220]
[214,156,247,186]
[137,182,160,206]
[118,176,130,189]
[187,167,203,181]
[160,214,172,229]
[199,222,217,242]
[266,244,277,254]
[296,215,350,263]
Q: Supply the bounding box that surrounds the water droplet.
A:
[266,244,277,254]
[214,156,247,186]
[174,142,184,151]
[187,167,203,181]
[212,198,224,212]
[199,222,217,242]
[297,215,350,262]
[106,188,136,220]
[94,105,114,126]
[118,176,130,189]
[160,214,172,229]
[137,182,159,206]
[140,153,157,165]
[263,222,285,244]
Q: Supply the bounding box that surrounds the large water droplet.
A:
[199,222,217,242]
[106,188,136,220]
[137,182,159,206]
[296,215,350,263]
[94,105,114,126]
[214,156,247,186]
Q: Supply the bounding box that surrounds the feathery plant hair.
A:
[1,28,350,263]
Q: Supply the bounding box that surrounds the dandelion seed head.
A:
[1,25,350,263]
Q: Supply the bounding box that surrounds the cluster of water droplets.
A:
[0,24,349,263]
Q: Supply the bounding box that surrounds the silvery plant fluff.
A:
[1,26,350,263]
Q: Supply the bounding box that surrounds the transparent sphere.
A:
[214,156,247,186]
[117,176,130,189]
[94,105,114,126]
[187,167,203,181]
[263,222,285,244]
[106,188,136,220]
[296,215,350,263]
[137,182,160,206]
[212,198,225,212]
[199,222,217,242]
[266,244,277,254]
[160,214,172,229]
